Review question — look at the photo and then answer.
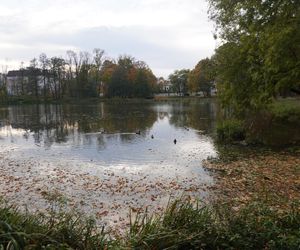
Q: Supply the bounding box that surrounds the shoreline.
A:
[0,146,212,233]
[0,96,216,106]
[1,145,300,248]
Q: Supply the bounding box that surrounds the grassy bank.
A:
[1,196,299,249]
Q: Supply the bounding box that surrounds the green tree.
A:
[209,0,300,115]
[49,57,66,99]
[39,53,50,99]
[107,65,130,97]
[91,48,105,95]
[27,58,40,98]
[169,69,190,96]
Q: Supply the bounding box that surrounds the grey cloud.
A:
[4,25,214,76]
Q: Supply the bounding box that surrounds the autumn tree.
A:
[188,58,215,96]
[105,56,156,98]
[100,59,117,96]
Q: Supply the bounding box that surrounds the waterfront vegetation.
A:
[1,194,299,249]
[209,0,300,145]
[216,98,300,145]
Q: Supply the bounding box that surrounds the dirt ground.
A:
[203,147,300,210]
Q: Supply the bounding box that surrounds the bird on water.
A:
[173,139,177,144]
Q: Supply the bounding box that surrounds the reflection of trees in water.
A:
[168,99,218,133]
[4,105,73,146]
[0,108,9,127]
[0,100,218,148]
[75,103,157,134]
[0,102,157,148]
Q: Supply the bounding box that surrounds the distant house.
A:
[157,77,172,93]
[7,70,27,95]
[210,82,217,96]
[6,70,46,96]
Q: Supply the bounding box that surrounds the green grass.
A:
[124,199,300,249]
[216,119,245,143]
[0,198,111,249]
[270,98,300,123]
[1,197,299,249]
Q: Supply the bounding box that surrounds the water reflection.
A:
[0,100,216,144]
[0,100,218,168]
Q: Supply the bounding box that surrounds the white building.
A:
[6,70,46,96]
[157,77,172,93]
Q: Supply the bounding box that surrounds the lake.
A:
[0,99,218,229]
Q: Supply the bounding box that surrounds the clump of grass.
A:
[0,198,111,249]
[216,119,245,142]
[123,199,221,249]
[123,198,300,249]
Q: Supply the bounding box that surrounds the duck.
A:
[151,135,154,139]
[173,139,177,144]
[136,130,141,135]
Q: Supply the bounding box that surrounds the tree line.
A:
[160,57,216,97]
[1,49,158,100]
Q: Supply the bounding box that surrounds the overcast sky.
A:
[0,0,216,77]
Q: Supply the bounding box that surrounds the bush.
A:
[216,119,245,142]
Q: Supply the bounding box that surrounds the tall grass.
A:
[0,198,111,249]
[1,198,299,249]
[123,199,300,249]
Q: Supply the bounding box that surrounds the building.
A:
[157,77,172,93]
[210,82,217,96]
[6,70,47,96]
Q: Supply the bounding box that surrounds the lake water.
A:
[0,99,218,229]
[0,99,218,170]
